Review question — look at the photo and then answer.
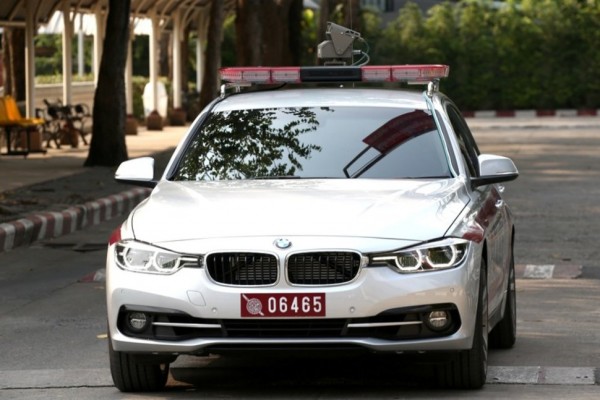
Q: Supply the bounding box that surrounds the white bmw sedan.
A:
[107,65,518,392]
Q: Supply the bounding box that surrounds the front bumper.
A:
[107,242,481,355]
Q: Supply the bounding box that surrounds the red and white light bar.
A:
[220,67,303,84]
[362,65,450,83]
[220,65,449,85]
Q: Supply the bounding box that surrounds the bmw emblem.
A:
[274,238,292,249]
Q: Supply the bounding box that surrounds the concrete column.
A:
[62,3,73,105]
[93,2,106,86]
[149,12,160,113]
[196,10,209,95]
[196,31,203,94]
[77,15,85,76]
[172,9,182,109]
[24,0,36,117]
[125,22,134,115]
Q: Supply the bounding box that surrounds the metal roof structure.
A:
[0,0,66,27]
[0,0,220,29]
[0,0,234,119]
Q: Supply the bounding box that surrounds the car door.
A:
[444,103,511,316]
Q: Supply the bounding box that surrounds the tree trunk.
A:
[236,0,298,67]
[262,2,283,66]
[236,0,262,66]
[318,0,361,39]
[84,0,130,167]
[263,0,296,66]
[344,0,361,34]
[199,0,225,110]
[288,0,303,66]
[3,28,26,100]
[318,0,333,44]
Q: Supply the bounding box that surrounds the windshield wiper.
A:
[401,175,453,179]
[253,176,302,180]
[252,176,339,180]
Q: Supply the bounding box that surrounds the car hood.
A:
[131,179,469,244]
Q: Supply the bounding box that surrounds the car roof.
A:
[213,87,430,112]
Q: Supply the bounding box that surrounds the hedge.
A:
[370,0,600,111]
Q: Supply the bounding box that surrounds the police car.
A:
[107,60,518,391]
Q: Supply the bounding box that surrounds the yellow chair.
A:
[0,96,46,156]
[3,95,45,126]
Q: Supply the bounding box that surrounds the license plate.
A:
[241,293,325,317]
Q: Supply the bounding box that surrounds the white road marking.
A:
[523,264,555,279]
[487,366,596,385]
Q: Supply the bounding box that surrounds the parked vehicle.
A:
[107,63,518,392]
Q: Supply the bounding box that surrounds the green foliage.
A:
[132,35,149,76]
[221,15,237,67]
[370,0,600,110]
[301,9,318,65]
[35,74,95,84]
[131,76,147,119]
[34,33,94,78]
[32,1,600,111]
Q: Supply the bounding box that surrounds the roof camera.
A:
[317,22,364,65]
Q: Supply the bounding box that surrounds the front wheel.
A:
[438,262,488,389]
[108,334,170,392]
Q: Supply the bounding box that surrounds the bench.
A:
[0,95,47,157]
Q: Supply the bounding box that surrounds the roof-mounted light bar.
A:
[362,65,449,83]
[219,65,449,85]
[220,67,301,84]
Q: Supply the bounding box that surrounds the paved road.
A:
[471,121,600,269]
[0,120,599,398]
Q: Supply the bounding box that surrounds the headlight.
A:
[114,241,201,275]
[370,238,469,273]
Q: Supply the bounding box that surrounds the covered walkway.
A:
[0,0,227,120]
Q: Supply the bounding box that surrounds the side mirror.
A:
[115,157,157,188]
[471,154,519,188]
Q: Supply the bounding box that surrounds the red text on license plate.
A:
[241,293,325,317]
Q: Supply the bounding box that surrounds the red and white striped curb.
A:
[79,268,106,283]
[463,109,600,118]
[0,187,151,253]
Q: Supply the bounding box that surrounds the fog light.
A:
[425,310,451,331]
[127,312,149,332]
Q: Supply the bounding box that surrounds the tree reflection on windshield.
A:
[174,107,325,180]
[173,104,450,181]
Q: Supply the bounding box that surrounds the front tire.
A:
[490,251,517,349]
[438,262,488,389]
[108,334,170,392]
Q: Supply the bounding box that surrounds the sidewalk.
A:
[465,115,600,130]
[0,125,188,252]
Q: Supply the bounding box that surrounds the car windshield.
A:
[172,106,452,181]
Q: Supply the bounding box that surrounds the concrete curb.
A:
[0,187,151,253]
[463,109,600,118]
